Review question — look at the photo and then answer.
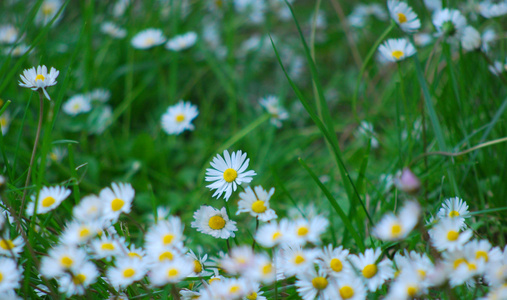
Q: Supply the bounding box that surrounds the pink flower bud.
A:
[395,168,421,194]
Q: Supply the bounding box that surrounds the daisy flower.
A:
[387,269,424,299]
[280,246,320,277]
[236,185,277,222]
[161,100,199,135]
[373,200,420,241]
[125,244,146,261]
[58,261,98,296]
[149,257,194,285]
[331,274,367,300]
[131,28,166,49]
[90,235,126,260]
[219,246,256,275]
[62,94,92,116]
[394,251,434,285]
[295,268,335,300]
[243,253,276,284]
[205,150,256,201]
[318,244,352,278]
[59,220,100,245]
[99,182,135,222]
[437,197,470,228]
[206,277,252,299]
[191,206,237,239]
[478,1,507,18]
[107,257,148,289]
[0,257,22,294]
[19,65,60,100]
[36,0,64,26]
[387,0,421,33]
[433,8,467,41]
[259,95,289,128]
[145,244,186,266]
[40,245,87,279]
[0,233,24,258]
[255,219,291,248]
[0,111,11,136]
[378,38,416,62]
[243,283,268,300]
[461,26,481,51]
[0,24,19,44]
[349,248,394,292]
[145,216,185,251]
[429,218,472,252]
[165,32,198,51]
[101,21,127,39]
[287,215,329,246]
[73,195,104,222]
[187,250,212,277]
[26,185,71,216]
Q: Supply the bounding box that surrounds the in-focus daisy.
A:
[62,95,92,116]
[0,111,10,136]
[429,218,472,252]
[0,257,22,294]
[236,185,277,222]
[378,38,416,62]
[191,205,238,239]
[26,185,71,216]
[318,245,352,278]
[107,257,147,289]
[387,0,421,33]
[433,8,467,41]
[40,245,87,279]
[187,250,212,277]
[35,0,64,26]
[437,197,470,229]
[99,182,135,222]
[19,65,59,100]
[149,257,194,285]
[101,21,127,39]
[161,100,199,135]
[331,274,367,300]
[373,200,420,241]
[0,233,24,258]
[131,28,166,49]
[259,95,289,128]
[165,32,198,51]
[57,261,98,296]
[295,268,335,300]
[205,150,256,201]
[350,248,394,291]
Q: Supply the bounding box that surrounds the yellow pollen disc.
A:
[42,5,53,15]
[61,256,73,268]
[111,198,125,212]
[223,168,238,183]
[50,153,58,161]
[453,258,467,270]
[392,50,404,60]
[262,263,273,275]
[73,104,80,111]
[311,277,328,290]
[407,286,418,297]
[128,252,142,259]
[175,114,185,122]
[35,74,45,81]
[330,258,343,272]
[251,200,267,213]
[297,226,309,236]
[0,118,6,127]
[447,230,459,241]
[193,260,203,273]
[294,255,305,264]
[168,268,179,277]
[246,292,258,300]
[339,286,354,299]
[229,285,240,293]
[0,273,3,282]
[468,263,477,271]
[123,268,135,278]
[0,99,4,106]
[79,228,90,238]
[72,274,86,285]
[159,251,174,261]
[0,239,14,250]
[42,196,56,208]
[101,243,115,251]
[362,264,378,278]
[208,215,226,230]
[391,223,402,237]
[163,234,174,245]
[476,250,488,262]
[394,270,400,277]
[272,231,281,240]
[449,210,460,217]
[397,12,407,23]
[417,269,426,278]
[209,277,220,284]
[146,37,155,45]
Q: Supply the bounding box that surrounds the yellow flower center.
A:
[209,277,220,284]
[79,228,90,238]
[407,286,418,297]
[0,118,6,127]
[330,258,343,272]
[339,286,354,299]
[362,264,378,278]
[297,226,309,236]
[50,153,58,161]
[453,258,467,270]
[251,200,267,213]
[397,12,407,23]
[294,255,305,264]
[146,37,155,45]
[123,268,135,278]
[391,223,402,237]
[168,268,179,277]
[476,250,488,262]
[468,263,477,271]
[223,168,238,183]
[229,285,240,293]
[208,215,226,230]
[72,274,86,285]
[0,239,14,250]
[42,4,54,16]
[449,210,460,217]
[447,230,459,241]
[246,292,258,300]
[35,74,45,82]
[272,231,281,240]
[175,114,185,122]
[311,277,328,290]
[0,273,3,282]
[262,263,273,275]
[73,103,81,111]
[159,251,174,261]
[391,50,404,60]
[129,252,142,259]
[111,198,125,211]
[417,269,426,278]
[163,234,174,245]
[60,256,73,268]
[193,260,202,273]
[101,243,115,251]
[42,196,56,208]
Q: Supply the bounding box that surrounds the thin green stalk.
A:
[0,100,13,180]
[397,63,413,164]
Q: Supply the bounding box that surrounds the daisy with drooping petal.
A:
[161,100,199,135]
[387,0,421,33]
[318,244,352,278]
[19,65,59,100]
[205,150,257,201]
[62,94,92,116]
[58,261,98,296]
[295,268,335,300]
[0,233,24,258]
[131,28,166,49]
[433,8,467,41]
[191,205,238,239]
[437,197,470,229]
[107,257,148,289]
[0,257,22,294]
[429,218,472,252]
[373,200,420,241]
[100,182,135,222]
[349,248,394,292]
[236,185,277,222]
[165,32,198,51]
[378,38,416,62]
[26,185,71,216]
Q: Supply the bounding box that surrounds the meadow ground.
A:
[1,0,507,299]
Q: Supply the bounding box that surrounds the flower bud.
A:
[395,168,421,194]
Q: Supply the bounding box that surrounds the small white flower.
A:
[205,150,256,201]
[414,33,433,47]
[478,1,507,18]
[26,185,71,216]
[0,24,19,44]
[19,65,59,100]
[349,248,394,292]
[387,269,424,299]
[36,0,64,26]
[286,215,329,246]
[90,235,126,260]
[0,257,22,294]
[73,194,104,222]
[59,220,100,245]
[101,21,127,39]
[280,246,320,277]
[149,257,194,285]
[433,8,467,41]
[131,28,166,49]
[161,100,199,135]
[387,0,421,33]
[40,245,87,279]
[295,268,335,300]
[429,218,472,252]
[107,257,147,289]
[461,26,481,51]
[219,246,256,275]
[424,0,442,11]
[62,94,92,116]
[236,185,277,222]
[145,244,186,266]
[378,38,416,62]
[145,217,185,251]
[242,253,276,284]
[259,95,289,128]
[255,219,291,248]
[317,244,352,278]
[191,205,237,239]
[165,32,198,51]
[100,182,135,222]
[0,233,24,258]
[58,261,98,296]
[87,88,111,102]
[373,200,420,241]
[187,250,212,277]
[489,60,507,76]
[332,273,367,300]
[437,197,470,229]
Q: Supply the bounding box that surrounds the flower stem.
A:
[19,91,44,218]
